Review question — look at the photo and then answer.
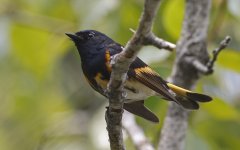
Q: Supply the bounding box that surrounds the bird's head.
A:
[66,30,114,59]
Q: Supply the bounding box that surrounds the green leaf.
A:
[195,119,240,150]
[10,24,68,77]
[217,49,240,72]
[162,0,184,40]
[202,97,239,121]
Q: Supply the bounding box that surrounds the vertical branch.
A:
[158,0,211,150]
[105,0,176,149]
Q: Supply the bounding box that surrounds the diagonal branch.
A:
[105,0,176,149]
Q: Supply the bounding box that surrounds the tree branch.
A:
[144,33,176,51]
[105,0,176,149]
[122,112,154,150]
[158,0,212,150]
[205,36,231,74]
[185,36,231,75]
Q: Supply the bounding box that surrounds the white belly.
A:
[124,80,156,103]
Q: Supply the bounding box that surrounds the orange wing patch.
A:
[105,50,112,72]
[134,66,157,76]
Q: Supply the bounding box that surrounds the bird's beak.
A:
[65,33,80,41]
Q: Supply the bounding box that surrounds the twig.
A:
[129,28,136,34]
[106,0,176,149]
[144,33,176,50]
[122,112,155,150]
[186,36,231,75]
[206,36,231,73]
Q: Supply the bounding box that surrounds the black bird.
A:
[66,30,212,123]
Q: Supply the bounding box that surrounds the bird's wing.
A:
[127,57,177,101]
[107,44,175,101]
[107,45,211,110]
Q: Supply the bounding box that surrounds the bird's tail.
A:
[167,83,212,110]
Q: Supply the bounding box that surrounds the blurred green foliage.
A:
[0,0,240,150]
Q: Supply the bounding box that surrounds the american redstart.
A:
[66,30,212,123]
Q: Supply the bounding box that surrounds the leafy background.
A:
[0,0,239,150]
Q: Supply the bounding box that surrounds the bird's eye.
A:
[88,32,95,39]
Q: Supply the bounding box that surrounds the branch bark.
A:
[105,0,176,149]
[158,0,212,150]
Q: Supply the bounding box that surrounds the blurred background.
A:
[0,0,240,149]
